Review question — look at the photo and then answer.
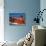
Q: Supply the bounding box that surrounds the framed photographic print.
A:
[9,13,25,25]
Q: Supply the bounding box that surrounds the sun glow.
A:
[0,7,4,42]
[0,0,4,42]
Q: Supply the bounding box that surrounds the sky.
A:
[9,13,25,18]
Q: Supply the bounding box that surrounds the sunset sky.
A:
[9,13,25,18]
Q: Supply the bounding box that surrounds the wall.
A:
[40,0,46,27]
[4,0,40,42]
[40,0,46,45]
